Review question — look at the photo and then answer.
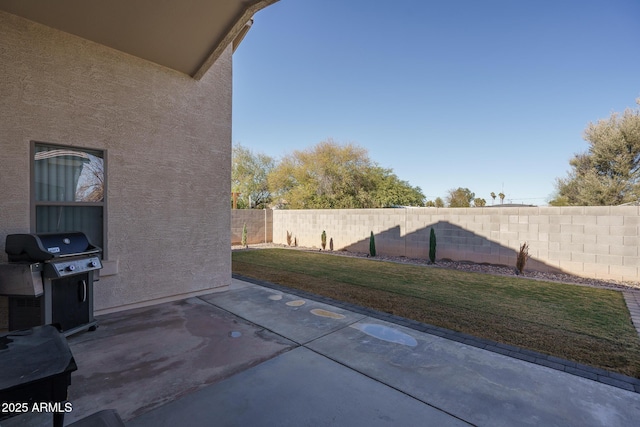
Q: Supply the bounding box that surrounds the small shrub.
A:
[286,231,292,246]
[369,231,376,257]
[294,237,298,247]
[241,223,248,248]
[429,228,437,263]
[321,230,327,250]
[516,242,529,275]
[329,237,334,251]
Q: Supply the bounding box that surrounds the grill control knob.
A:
[66,265,76,272]
[89,260,98,268]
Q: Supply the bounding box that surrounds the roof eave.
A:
[193,0,278,80]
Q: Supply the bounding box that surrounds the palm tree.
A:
[499,192,505,204]
[490,192,496,205]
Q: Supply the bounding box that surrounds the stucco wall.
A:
[0,11,232,320]
[231,209,273,245]
[272,207,640,282]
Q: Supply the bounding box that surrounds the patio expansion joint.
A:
[301,335,477,427]
[232,273,640,394]
[303,318,367,347]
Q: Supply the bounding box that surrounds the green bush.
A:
[516,242,529,275]
[241,223,248,247]
[429,228,437,263]
[369,231,376,257]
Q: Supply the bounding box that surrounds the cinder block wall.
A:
[271,206,640,282]
[231,209,273,245]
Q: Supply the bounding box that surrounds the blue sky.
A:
[232,0,640,205]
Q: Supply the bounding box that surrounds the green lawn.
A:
[232,248,640,378]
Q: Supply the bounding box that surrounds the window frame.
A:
[30,141,108,258]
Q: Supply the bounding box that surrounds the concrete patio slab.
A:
[64,296,296,423]
[127,346,470,427]
[198,280,640,427]
[306,317,640,427]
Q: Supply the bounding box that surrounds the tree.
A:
[551,100,640,206]
[367,166,425,207]
[548,194,570,206]
[499,192,505,204]
[232,143,276,209]
[473,198,486,207]
[76,154,104,202]
[268,140,368,208]
[446,187,475,207]
[268,140,425,208]
[490,192,496,205]
[425,197,445,207]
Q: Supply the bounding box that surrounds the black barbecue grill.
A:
[0,232,102,336]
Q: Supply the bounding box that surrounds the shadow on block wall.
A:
[231,210,273,245]
[343,221,562,275]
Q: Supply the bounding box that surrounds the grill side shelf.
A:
[0,263,44,297]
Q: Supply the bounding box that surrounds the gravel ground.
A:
[233,243,640,292]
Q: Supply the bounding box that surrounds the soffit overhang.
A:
[0,0,279,79]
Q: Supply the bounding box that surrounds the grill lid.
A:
[5,232,101,262]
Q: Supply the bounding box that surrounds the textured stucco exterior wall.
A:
[272,206,640,282]
[0,11,232,318]
[231,209,273,245]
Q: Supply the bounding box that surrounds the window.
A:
[32,142,106,254]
